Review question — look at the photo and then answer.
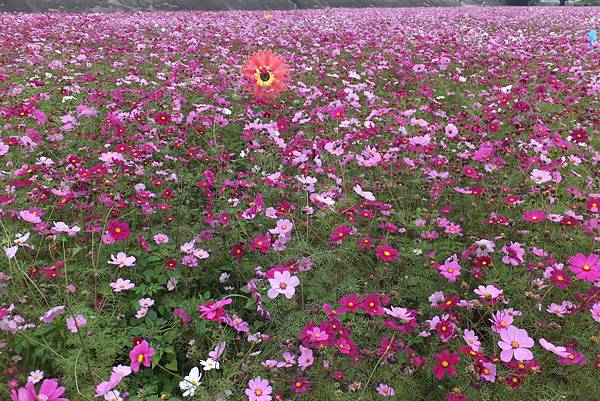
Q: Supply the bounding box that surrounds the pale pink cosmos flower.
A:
[463,329,481,351]
[590,303,600,323]
[490,311,513,333]
[138,298,154,308]
[110,278,135,292]
[108,252,136,268]
[28,369,44,384]
[267,270,300,299]
[297,345,314,371]
[480,361,496,382]
[153,233,169,244]
[547,303,568,317]
[66,314,87,333]
[52,222,81,236]
[474,285,503,303]
[135,307,148,319]
[376,383,395,397]
[269,219,293,235]
[539,338,569,357]
[353,184,376,201]
[497,326,534,362]
[19,210,41,224]
[530,168,552,184]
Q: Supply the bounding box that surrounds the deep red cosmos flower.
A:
[433,350,460,379]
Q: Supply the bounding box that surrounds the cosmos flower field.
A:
[1,6,600,401]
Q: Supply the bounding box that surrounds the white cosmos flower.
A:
[179,367,202,397]
[200,358,220,371]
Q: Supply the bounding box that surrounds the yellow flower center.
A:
[511,341,519,348]
[296,381,302,388]
[441,361,449,367]
[255,390,262,396]
[255,67,275,87]
[138,354,144,363]
[500,321,507,327]
[279,283,287,289]
[383,251,390,256]
[583,265,590,271]
[115,228,121,233]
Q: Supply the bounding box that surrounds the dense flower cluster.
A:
[0,6,599,401]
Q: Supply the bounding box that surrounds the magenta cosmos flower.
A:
[12,379,69,401]
[267,270,300,300]
[129,340,155,372]
[498,326,534,362]
[522,209,546,223]
[432,350,460,379]
[107,220,130,242]
[568,253,600,282]
[375,245,398,263]
[245,377,272,401]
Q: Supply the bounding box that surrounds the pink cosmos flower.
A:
[559,348,585,365]
[568,253,600,282]
[129,340,155,372]
[376,383,395,396]
[491,310,514,333]
[40,306,65,324]
[245,377,272,401]
[305,326,329,343]
[152,233,169,244]
[66,315,87,333]
[438,255,461,282]
[530,168,552,184]
[110,278,135,292]
[539,338,569,357]
[338,294,361,313]
[249,235,271,253]
[353,184,376,201]
[502,242,525,266]
[479,361,496,382]
[19,210,42,224]
[198,298,232,321]
[108,252,136,268]
[297,345,314,370]
[38,379,69,401]
[590,303,600,323]
[12,379,69,401]
[498,326,534,362]
[474,285,503,304]
[375,245,398,263]
[269,219,293,235]
[11,381,36,401]
[463,329,481,351]
[267,270,300,299]
[523,210,546,223]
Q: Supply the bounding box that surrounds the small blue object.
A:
[588,29,597,44]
